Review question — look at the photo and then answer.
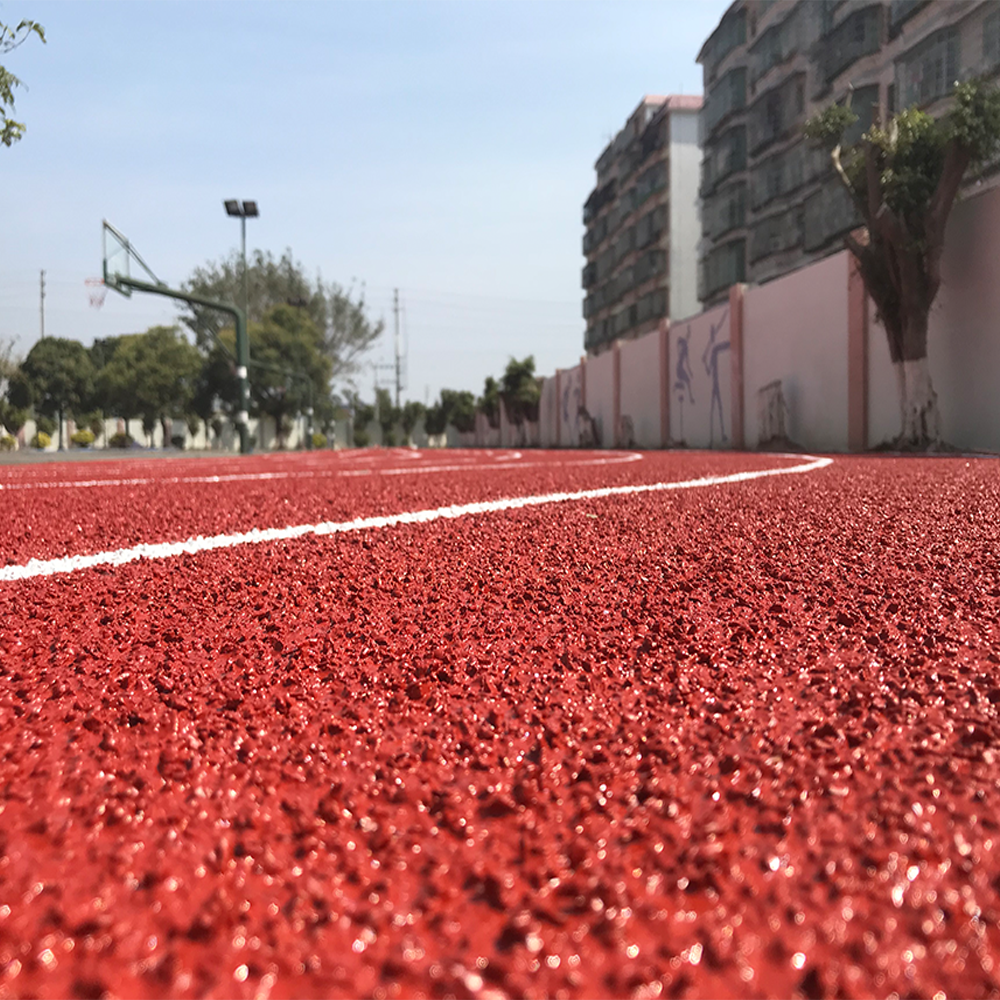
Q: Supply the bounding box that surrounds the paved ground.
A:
[1,449,999,998]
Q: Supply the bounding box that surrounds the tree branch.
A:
[831,144,870,222]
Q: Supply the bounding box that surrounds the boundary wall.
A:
[526,182,1000,454]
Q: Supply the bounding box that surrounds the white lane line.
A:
[0,452,643,490]
[0,455,832,583]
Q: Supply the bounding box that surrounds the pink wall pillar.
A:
[612,341,621,447]
[555,369,562,447]
[847,253,868,452]
[658,319,670,447]
[580,355,587,413]
[729,284,745,450]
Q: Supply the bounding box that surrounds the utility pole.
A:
[39,270,45,339]
[393,288,401,409]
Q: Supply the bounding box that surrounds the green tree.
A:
[479,376,500,429]
[0,339,26,434]
[21,337,95,450]
[182,250,383,382]
[375,387,400,446]
[1,18,44,148]
[400,401,425,444]
[98,326,201,446]
[218,304,332,449]
[426,389,476,436]
[500,356,541,426]
[805,79,1000,448]
[190,345,238,443]
[352,397,375,448]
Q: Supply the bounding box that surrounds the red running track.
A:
[1,448,999,999]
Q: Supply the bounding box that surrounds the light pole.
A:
[224,199,258,454]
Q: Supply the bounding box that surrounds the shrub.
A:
[108,432,134,449]
[353,429,369,448]
[383,430,396,447]
[0,434,15,452]
[35,415,56,436]
[171,434,186,450]
[71,428,95,448]
[30,432,51,450]
[312,432,327,449]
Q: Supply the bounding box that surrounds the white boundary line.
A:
[0,454,832,583]
[0,452,641,490]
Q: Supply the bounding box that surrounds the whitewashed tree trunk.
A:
[894,357,940,447]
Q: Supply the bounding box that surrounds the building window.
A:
[985,9,1000,70]
[897,26,959,108]
[818,4,882,87]
[889,0,931,39]
[700,239,746,301]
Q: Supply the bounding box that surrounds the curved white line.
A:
[0,455,832,583]
[0,452,644,490]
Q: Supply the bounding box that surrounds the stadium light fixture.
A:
[224,196,260,339]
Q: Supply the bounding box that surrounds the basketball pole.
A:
[101,272,252,455]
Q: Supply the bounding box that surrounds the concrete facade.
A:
[582,95,703,355]
[697,0,1000,308]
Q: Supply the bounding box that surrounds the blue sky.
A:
[1,0,729,405]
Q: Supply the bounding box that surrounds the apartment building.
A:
[582,95,702,355]
[697,0,1000,307]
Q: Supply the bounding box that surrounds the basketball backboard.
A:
[102,220,164,298]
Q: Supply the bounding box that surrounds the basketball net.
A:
[85,277,107,309]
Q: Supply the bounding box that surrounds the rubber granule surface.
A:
[1,449,999,999]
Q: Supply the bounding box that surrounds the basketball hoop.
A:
[85,277,107,309]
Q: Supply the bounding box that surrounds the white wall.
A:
[558,366,584,447]
[539,375,558,448]
[619,331,662,447]
[586,351,616,447]
[668,109,703,323]
[669,303,731,448]
[743,252,850,451]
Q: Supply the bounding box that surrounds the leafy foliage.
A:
[500,356,541,426]
[802,103,858,151]
[804,78,1000,446]
[1,18,45,148]
[21,337,95,425]
[182,249,383,382]
[478,376,500,429]
[246,305,331,448]
[97,327,201,443]
[426,389,476,436]
[400,401,426,443]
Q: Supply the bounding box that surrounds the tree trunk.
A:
[895,357,940,448]
[894,305,940,448]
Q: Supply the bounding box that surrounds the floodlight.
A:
[224,199,241,217]
[243,201,259,218]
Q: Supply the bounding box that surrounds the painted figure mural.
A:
[702,308,730,445]
[673,327,694,442]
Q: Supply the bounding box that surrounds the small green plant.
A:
[312,432,327,449]
[0,434,15,451]
[30,431,51,449]
[353,429,370,448]
[171,433,186,449]
[35,414,56,436]
[108,431,134,449]
[70,428,95,448]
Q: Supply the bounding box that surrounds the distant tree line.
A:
[0,251,383,450]
[365,356,541,447]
